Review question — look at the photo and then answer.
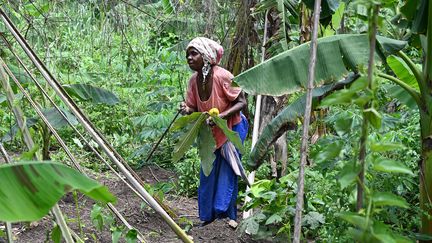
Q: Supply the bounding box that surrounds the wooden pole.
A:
[293,0,321,242]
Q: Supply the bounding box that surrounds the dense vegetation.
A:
[0,0,430,242]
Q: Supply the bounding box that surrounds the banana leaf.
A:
[172,113,206,162]
[212,116,246,154]
[198,124,216,176]
[63,84,120,105]
[234,34,406,96]
[381,55,421,109]
[249,73,360,169]
[0,161,116,222]
[171,112,202,131]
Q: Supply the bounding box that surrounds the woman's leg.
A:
[198,153,222,222]
[214,114,249,220]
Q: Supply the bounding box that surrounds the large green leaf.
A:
[387,55,419,90]
[171,112,202,131]
[198,124,216,176]
[172,113,206,162]
[372,192,409,208]
[338,163,360,189]
[337,212,370,230]
[42,108,79,129]
[373,158,414,175]
[212,116,245,154]
[0,161,116,222]
[387,85,418,109]
[234,34,406,96]
[249,73,359,168]
[63,84,120,105]
[385,55,420,109]
[411,0,428,34]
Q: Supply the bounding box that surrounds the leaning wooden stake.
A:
[0,8,190,242]
[0,62,74,243]
[293,0,321,242]
[243,9,270,220]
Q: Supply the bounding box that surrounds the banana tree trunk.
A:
[420,110,432,237]
[420,1,432,238]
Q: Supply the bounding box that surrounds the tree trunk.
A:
[275,133,288,176]
[420,1,432,237]
[227,0,257,76]
[420,111,432,238]
[203,0,216,38]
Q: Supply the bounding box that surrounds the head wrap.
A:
[186,37,224,80]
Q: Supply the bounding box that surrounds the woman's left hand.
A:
[206,116,216,127]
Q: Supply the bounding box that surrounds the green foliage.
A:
[0,161,116,222]
[173,148,200,196]
[90,204,138,243]
[63,84,120,105]
[234,34,406,96]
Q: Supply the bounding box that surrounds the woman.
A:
[180,37,248,227]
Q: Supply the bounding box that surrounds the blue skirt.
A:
[198,114,248,222]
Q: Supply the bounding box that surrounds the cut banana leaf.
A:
[213,116,246,154]
[172,113,206,162]
[198,124,216,176]
[0,161,116,222]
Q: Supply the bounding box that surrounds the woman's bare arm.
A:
[219,91,247,119]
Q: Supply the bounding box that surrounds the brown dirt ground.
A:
[2,165,261,243]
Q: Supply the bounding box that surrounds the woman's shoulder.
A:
[188,72,198,86]
[213,66,234,82]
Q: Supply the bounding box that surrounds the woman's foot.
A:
[228,219,238,229]
[199,220,213,227]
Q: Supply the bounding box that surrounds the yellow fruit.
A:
[208,108,219,116]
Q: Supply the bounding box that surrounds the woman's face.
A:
[186,47,204,71]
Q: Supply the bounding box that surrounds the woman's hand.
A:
[179,102,193,115]
[206,116,216,127]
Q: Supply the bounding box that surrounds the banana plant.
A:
[377,3,432,236]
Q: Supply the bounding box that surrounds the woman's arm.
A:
[219,91,247,119]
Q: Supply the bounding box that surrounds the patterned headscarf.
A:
[187,37,224,79]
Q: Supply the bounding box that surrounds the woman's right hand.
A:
[179,102,190,115]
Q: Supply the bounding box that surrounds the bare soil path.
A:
[7,165,258,243]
